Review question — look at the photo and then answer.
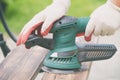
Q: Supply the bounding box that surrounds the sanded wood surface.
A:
[42,62,91,80]
[42,37,99,80]
[0,45,49,80]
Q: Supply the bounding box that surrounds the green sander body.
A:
[44,16,89,69]
[25,16,117,74]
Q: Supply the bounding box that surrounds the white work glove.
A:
[85,0,120,39]
[17,0,70,45]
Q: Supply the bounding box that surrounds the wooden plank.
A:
[42,62,91,80]
[0,45,49,80]
[41,36,99,80]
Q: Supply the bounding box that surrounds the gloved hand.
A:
[85,0,120,40]
[17,0,70,45]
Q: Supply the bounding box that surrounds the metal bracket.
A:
[0,33,10,57]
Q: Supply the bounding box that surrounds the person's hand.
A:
[17,0,70,45]
[85,0,120,40]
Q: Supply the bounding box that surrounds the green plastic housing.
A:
[43,16,89,69]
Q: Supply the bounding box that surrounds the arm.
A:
[85,0,120,39]
[17,0,71,45]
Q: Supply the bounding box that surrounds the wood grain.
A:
[42,62,91,80]
[0,45,49,80]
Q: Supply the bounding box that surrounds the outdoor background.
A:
[0,0,106,35]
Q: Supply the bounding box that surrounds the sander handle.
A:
[77,44,117,62]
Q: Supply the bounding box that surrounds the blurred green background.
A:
[0,0,106,35]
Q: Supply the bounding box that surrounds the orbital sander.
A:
[25,16,117,74]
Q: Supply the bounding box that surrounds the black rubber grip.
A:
[78,44,117,62]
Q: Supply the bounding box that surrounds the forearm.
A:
[111,0,120,7]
